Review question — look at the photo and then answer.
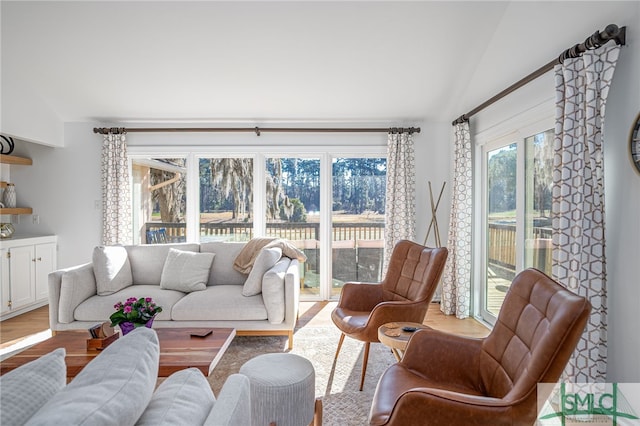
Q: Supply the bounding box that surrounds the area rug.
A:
[208,325,396,426]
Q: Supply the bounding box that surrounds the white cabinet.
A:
[0,235,57,319]
[35,242,56,301]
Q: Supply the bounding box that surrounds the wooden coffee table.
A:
[0,327,235,378]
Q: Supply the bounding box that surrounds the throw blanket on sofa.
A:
[233,237,307,274]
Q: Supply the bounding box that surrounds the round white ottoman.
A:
[240,353,316,426]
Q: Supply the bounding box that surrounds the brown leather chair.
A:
[331,240,448,391]
[368,268,592,426]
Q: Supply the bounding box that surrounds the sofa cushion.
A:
[172,285,268,321]
[242,247,282,296]
[160,248,215,293]
[0,348,66,426]
[136,368,215,426]
[74,285,183,322]
[262,258,291,324]
[59,263,97,323]
[199,242,247,286]
[126,243,200,285]
[93,246,133,295]
[26,328,160,426]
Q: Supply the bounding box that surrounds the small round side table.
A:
[378,322,430,361]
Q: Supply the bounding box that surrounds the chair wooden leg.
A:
[309,398,323,426]
[359,342,370,391]
[334,333,345,360]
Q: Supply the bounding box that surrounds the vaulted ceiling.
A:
[1,1,634,125]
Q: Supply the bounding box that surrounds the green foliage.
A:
[279,197,307,222]
[196,157,387,219]
[488,145,517,213]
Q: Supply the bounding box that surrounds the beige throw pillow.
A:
[160,248,215,292]
[93,246,133,295]
[242,247,282,296]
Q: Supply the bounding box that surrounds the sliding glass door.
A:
[480,128,553,323]
[484,142,518,318]
[265,157,321,297]
[331,157,386,298]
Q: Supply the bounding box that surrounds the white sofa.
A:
[0,327,251,426]
[48,242,300,348]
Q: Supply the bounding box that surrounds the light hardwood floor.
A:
[1,301,489,351]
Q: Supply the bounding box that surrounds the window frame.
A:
[473,102,554,324]
[128,143,387,301]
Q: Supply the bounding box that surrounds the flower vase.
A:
[119,316,155,335]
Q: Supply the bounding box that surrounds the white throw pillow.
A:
[93,246,133,295]
[136,368,215,426]
[160,248,215,292]
[242,247,282,296]
[26,328,159,426]
[0,348,66,426]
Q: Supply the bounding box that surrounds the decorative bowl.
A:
[0,223,15,239]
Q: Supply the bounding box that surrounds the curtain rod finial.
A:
[452,115,468,126]
[93,127,126,135]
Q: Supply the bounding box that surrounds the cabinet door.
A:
[35,242,57,301]
[0,248,10,315]
[8,245,36,310]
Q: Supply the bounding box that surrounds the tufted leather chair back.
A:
[381,240,448,304]
[479,269,591,402]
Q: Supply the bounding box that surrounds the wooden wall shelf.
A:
[0,208,32,215]
[1,155,33,215]
[0,155,32,166]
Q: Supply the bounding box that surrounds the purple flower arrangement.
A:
[109,297,163,328]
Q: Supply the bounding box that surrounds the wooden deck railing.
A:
[145,221,384,244]
[487,223,552,272]
[145,221,551,274]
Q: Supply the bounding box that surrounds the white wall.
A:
[414,122,451,247]
[1,83,64,147]
[10,123,102,268]
[600,21,640,382]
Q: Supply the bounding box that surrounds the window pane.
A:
[132,158,187,244]
[199,158,254,242]
[265,158,321,297]
[525,130,553,275]
[331,158,386,298]
[485,144,517,316]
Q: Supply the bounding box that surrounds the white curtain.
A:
[101,133,132,246]
[384,131,416,270]
[440,121,472,319]
[553,45,620,383]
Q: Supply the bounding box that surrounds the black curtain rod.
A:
[452,24,626,125]
[93,126,420,136]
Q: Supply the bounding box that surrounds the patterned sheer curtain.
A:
[384,131,416,271]
[101,132,132,246]
[440,121,472,319]
[553,45,620,383]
